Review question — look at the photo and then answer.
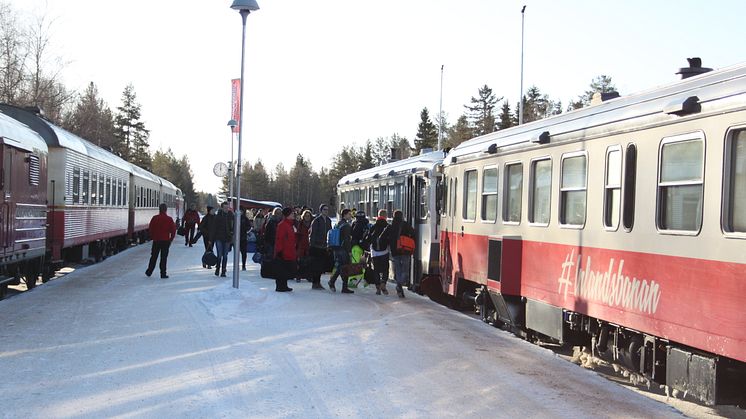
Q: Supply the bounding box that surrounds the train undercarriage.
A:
[422,277,746,406]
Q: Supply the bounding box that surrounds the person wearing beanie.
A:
[273,207,296,292]
[307,204,332,290]
[146,203,177,279]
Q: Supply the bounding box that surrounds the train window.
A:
[529,158,551,225]
[123,181,127,206]
[372,187,379,215]
[91,174,98,204]
[463,169,477,221]
[451,178,458,217]
[106,177,112,206]
[117,180,122,206]
[72,168,80,204]
[97,175,103,205]
[623,144,637,231]
[481,167,497,222]
[560,154,587,227]
[604,147,622,229]
[82,171,90,204]
[658,136,704,232]
[503,163,523,223]
[387,184,394,215]
[418,179,428,219]
[28,154,40,186]
[724,129,746,233]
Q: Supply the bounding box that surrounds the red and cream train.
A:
[0,104,182,297]
[337,60,746,405]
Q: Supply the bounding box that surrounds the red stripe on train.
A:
[440,231,746,363]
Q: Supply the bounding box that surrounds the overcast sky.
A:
[9,0,746,193]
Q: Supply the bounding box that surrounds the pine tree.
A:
[497,101,514,130]
[113,84,150,166]
[63,82,116,148]
[359,141,375,170]
[568,75,617,110]
[445,115,473,149]
[464,85,502,136]
[414,107,438,153]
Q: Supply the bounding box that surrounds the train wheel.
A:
[24,264,40,290]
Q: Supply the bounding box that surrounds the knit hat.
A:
[355,210,366,218]
[282,207,293,217]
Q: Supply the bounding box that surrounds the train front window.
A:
[726,130,746,232]
[530,159,551,225]
[604,148,622,229]
[481,168,497,222]
[503,163,523,223]
[658,137,704,232]
[463,170,477,221]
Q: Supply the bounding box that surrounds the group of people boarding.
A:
[264,204,415,297]
[146,201,416,298]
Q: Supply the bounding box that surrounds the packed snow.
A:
[0,243,687,418]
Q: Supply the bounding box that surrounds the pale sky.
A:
[9,0,746,193]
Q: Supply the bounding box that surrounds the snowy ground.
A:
[0,243,720,418]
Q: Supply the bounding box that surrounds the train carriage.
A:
[437,61,746,404]
[0,104,133,262]
[129,164,182,242]
[0,112,48,295]
[337,150,444,291]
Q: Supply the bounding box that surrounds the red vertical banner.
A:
[231,78,241,133]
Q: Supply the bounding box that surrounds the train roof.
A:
[0,104,132,171]
[0,112,48,154]
[337,150,445,186]
[446,61,746,163]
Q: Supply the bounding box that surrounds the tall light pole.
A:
[230,0,259,289]
[519,5,526,125]
[227,119,238,209]
[438,64,444,151]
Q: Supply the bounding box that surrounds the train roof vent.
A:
[590,91,620,106]
[676,57,712,79]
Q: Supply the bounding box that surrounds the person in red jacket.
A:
[182,203,200,247]
[273,207,297,292]
[146,203,177,279]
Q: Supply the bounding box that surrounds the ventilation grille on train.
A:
[28,154,40,186]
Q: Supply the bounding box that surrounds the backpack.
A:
[368,223,388,252]
[327,223,342,248]
[396,235,415,254]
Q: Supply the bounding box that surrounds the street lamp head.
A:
[227,119,238,128]
[230,0,259,12]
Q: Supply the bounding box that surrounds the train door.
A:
[0,143,12,255]
[413,174,429,288]
[441,172,458,294]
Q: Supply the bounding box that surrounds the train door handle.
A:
[461,225,464,237]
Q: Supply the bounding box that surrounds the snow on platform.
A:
[0,243,683,418]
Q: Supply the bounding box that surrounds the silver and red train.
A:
[0,104,182,297]
[338,60,746,405]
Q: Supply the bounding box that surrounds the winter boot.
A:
[396,284,405,298]
[328,279,336,292]
[381,283,389,295]
[215,267,220,277]
[341,278,354,294]
[375,284,382,295]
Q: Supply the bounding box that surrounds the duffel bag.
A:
[202,250,218,266]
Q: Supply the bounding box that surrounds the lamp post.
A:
[230,0,259,289]
[227,119,237,209]
[519,5,526,125]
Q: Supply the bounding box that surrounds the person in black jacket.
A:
[328,208,354,294]
[383,209,415,298]
[208,202,234,277]
[307,204,332,290]
[350,210,370,248]
[262,207,282,258]
[366,209,390,295]
[239,209,251,270]
[197,206,214,268]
